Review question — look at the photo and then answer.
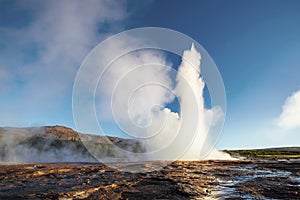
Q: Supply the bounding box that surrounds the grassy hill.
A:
[223,147,300,159]
[0,126,144,163]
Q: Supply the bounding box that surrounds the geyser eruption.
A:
[73,27,232,169]
[175,44,231,160]
[142,44,230,160]
[175,43,209,159]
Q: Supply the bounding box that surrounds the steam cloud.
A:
[93,42,231,161]
[146,44,230,160]
[0,0,127,126]
[0,127,94,163]
[1,1,231,162]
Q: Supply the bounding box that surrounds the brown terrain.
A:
[0,159,299,199]
[0,126,299,199]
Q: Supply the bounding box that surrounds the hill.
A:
[0,125,144,163]
[224,147,300,159]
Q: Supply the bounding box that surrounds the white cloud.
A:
[20,0,126,105]
[0,0,128,126]
[277,90,300,129]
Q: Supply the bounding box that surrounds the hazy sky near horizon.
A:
[0,0,300,149]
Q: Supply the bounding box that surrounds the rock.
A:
[0,151,299,199]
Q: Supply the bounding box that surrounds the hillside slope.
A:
[0,126,143,163]
[224,147,300,159]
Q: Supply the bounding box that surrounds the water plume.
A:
[142,44,230,160]
[73,28,232,167]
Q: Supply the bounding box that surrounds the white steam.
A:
[0,0,127,126]
[0,127,94,163]
[146,44,229,160]
[94,43,230,160]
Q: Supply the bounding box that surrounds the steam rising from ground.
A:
[173,44,227,160]
[0,127,94,163]
[0,44,231,164]
[144,44,230,160]
[94,43,231,161]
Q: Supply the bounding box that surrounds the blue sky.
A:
[0,0,300,149]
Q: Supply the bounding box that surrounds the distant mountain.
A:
[0,125,144,163]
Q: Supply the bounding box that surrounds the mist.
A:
[87,41,232,161]
[142,44,231,160]
[0,127,95,163]
[0,44,231,164]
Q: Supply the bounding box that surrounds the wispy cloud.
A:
[0,0,128,126]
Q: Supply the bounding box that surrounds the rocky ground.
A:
[0,159,299,199]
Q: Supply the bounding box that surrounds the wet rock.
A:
[0,159,299,199]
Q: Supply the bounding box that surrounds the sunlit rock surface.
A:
[0,159,299,199]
